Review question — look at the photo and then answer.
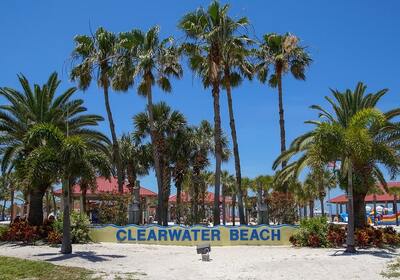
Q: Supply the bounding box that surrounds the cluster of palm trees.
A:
[273,83,400,252]
[66,0,312,228]
[11,0,394,254]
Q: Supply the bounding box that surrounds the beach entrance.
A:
[89,224,297,246]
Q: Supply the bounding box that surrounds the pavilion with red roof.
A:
[328,182,400,214]
[54,177,157,223]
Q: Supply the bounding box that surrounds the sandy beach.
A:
[0,243,398,280]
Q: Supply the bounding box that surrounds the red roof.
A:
[169,191,232,204]
[329,182,400,204]
[54,177,157,197]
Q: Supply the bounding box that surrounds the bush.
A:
[0,225,8,240]
[327,224,346,247]
[47,230,62,244]
[290,220,400,248]
[0,220,42,243]
[268,192,297,224]
[290,217,329,247]
[97,193,129,226]
[53,211,91,244]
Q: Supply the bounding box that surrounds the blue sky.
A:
[1,0,399,198]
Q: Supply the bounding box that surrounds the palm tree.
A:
[274,106,399,253]
[24,123,110,254]
[250,175,273,224]
[71,27,125,194]
[0,72,104,226]
[274,82,400,229]
[134,102,186,225]
[188,121,214,224]
[179,1,244,225]
[220,170,235,225]
[256,33,312,165]
[169,127,192,224]
[219,16,253,226]
[119,134,151,192]
[120,26,182,225]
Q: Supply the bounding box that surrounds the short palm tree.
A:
[119,133,151,191]
[275,106,399,253]
[251,175,273,224]
[71,27,125,193]
[179,0,242,225]
[274,82,400,228]
[0,72,105,225]
[24,123,110,254]
[134,102,186,225]
[256,33,312,165]
[220,170,235,225]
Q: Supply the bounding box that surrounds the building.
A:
[54,177,157,224]
[328,182,400,216]
[168,191,236,223]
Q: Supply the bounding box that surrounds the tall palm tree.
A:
[256,33,312,166]
[0,72,104,226]
[134,102,186,225]
[179,0,243,225]
[219,16,253,226]
[71,27,125,193]
[120,26,182,225]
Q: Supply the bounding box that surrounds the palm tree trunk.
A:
[345,162,356,253]
[28,187,45,226]
[394,195,398,226]
[162,167,171,226]
[1,199,6,220]
[320,197,325,216]
[81,187,87,215]
[277,69,286,161]
[45,190,51,217]
[102,79,124,194]
[222,185,226,225]
[309,200,314,218]
[176,179,182,224]
[225,73,246,225]
[145,78,164,225]
[51,187,57,216]
[61,178,72,254]
[373,194,377,225]
[212,79,222,226]
[10,187,15,221]
[232,193,236,226]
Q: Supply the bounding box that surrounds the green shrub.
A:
[53,212,91,244]
[0,225,9,240]
[290,217,330,247]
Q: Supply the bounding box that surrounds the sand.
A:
[0,243,398,280]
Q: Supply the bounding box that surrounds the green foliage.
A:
[290,217,330,247]
[53,212,91,243]
[97,194,129,226]
[268,191,297,224]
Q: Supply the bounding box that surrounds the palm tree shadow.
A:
[34,251,126,262]
[330,248,399,259]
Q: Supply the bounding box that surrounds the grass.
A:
[381,258,400,278]
[0,256,97,280]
